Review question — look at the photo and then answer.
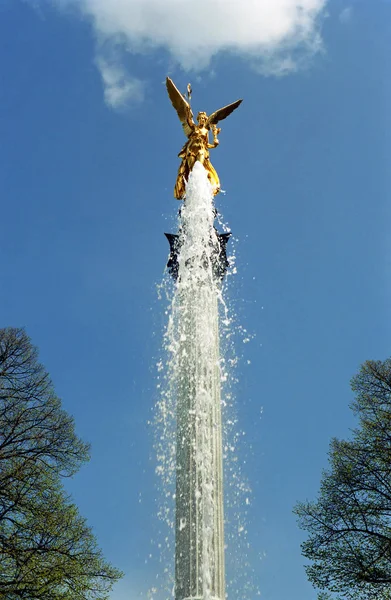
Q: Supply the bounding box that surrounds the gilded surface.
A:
[166,77,242,200]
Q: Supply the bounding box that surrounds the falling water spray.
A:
[164,163,228,600]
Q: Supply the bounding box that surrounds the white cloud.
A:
[82,0,325,67]
[51,0,328,106]
[95,57,144,109]
[57,0,327,68]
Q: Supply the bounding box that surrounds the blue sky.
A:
[0,0,390,598]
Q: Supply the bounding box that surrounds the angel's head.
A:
[197,111,208,127]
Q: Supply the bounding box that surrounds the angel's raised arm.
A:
[166,77,195,137]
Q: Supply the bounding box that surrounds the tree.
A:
[0,327,123,599]
[294,358,391,600]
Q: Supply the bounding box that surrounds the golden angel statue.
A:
[166,77,242,200]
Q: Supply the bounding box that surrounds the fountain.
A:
[166,164,227,600]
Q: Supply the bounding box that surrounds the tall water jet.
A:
[163,77,242,600]
[170,164,226,600]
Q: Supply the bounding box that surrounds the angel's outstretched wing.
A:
[208,99,243,126]
[166,77,194,137]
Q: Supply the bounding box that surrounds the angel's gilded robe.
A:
[175,125,220,200]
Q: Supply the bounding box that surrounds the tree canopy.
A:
[0,327,123,599]
[294,358,391,600]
